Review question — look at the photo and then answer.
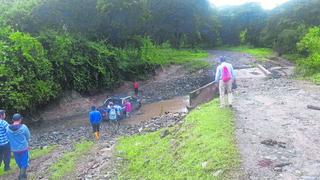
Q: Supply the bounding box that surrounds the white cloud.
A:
[209,0,290,9]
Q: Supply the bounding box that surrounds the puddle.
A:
[122,96,189,125]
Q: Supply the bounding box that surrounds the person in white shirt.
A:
[215,56,236,108]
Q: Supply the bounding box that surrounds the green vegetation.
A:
[282,54,304,63]
[116,100,239,179]
[48,140,93,180]
[31,145,57,159]
[0,145,56,176]
[217,46,273,61]
[295,26,320,83]
[1,0,320,116]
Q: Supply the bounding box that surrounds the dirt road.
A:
[208,50,320,179]
[223,58,320,179]
[235,78,320,179]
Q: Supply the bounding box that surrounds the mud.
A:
[122,96,189,125]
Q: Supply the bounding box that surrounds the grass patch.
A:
[31,145,57,159]
[282,53,305,63]
[300,73,320,85]
[116,100,239,179]
[158,48,210,71]
[0,145,56,176]
[284,53,320,84]
[161,49,209,64]
[217,45,273,61]
[48,140,93,180]
[183,59,211,72]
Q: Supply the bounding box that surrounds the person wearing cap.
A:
[215,56,236,108]
[0,110,11,171]
[6,113,30,180]
[89,106,102,140]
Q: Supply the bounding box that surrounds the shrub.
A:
[0,27,59,114]
[297,27,320,76]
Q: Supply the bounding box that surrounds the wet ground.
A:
[34,65,209,130]
[26,64,210,149]
[4,50,320,180]
[122,96,189,125]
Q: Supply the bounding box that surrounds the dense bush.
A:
[0,27,58,114]
[39,31,120,92]
[297,27,320,76]
[0,28,208,114]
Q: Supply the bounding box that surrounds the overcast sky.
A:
[209,0,290,9]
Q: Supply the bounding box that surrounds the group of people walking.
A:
[0,110,30,180]
[89,99,133,140]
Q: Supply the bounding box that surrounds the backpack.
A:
[108,108,117,120]
[222,66,231,82]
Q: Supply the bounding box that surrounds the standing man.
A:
[0,110,10,172]
[6,113,30,180]
[215,56,236,108]
[89,106,102,140]
[133,81,139,97]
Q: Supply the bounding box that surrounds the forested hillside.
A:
[0,0,319,117]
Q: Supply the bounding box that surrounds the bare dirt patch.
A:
[234,77,320,179]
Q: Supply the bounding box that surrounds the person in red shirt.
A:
[133,81,139,96]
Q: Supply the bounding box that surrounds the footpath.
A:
[224,52,320,179]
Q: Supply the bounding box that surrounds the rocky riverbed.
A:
[30,112,187,149]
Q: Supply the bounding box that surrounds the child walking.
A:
[6,114,30,180]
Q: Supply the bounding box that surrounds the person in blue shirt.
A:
[6,113,30,180]
[89,106,102,140]
[0,110,10,172]
[215,56,236,108]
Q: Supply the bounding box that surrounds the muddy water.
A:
[32,96,189,133]
[122,96,189,125]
